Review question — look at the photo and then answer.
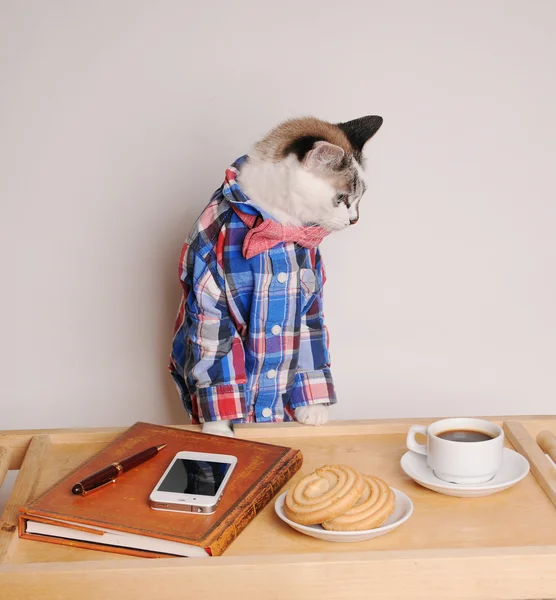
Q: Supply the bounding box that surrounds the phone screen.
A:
[158,459,232,496]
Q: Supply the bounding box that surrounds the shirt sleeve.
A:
[288,262,337,410]
[174,249,248,423]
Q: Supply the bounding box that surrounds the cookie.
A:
[283,464,364,526]
[321,475,396,531]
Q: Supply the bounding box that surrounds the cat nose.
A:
[349,217,359,225]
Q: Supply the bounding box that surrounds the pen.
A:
[71,444,167,495]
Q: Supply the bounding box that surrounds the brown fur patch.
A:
[254,117,354,160]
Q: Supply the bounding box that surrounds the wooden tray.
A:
[1,416,556,600]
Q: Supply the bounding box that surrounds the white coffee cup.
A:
[406,417,504,484]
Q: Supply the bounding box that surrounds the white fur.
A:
[306,141,345,169]
[349,159,367,223]
[294,405,329,426]
[202,419,235,438]
[238,155,352,232]
[353,156,367,182]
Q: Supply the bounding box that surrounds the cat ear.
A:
[337,116,383,153]
[304,141,345,169]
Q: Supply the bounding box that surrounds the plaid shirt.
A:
[169,156,336,423]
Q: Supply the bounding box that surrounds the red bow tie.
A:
[230,204,328,259]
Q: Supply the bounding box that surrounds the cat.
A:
[170,115,382,437]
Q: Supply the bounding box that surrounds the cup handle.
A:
[406,425,428,455]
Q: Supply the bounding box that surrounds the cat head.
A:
[240,115,383,231]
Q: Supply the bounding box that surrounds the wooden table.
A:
[1,416,556,600]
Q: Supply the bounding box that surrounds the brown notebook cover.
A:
[18,422,303,558]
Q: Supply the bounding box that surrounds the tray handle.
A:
[503,421,556,509]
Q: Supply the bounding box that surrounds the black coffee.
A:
[437,429,495,443]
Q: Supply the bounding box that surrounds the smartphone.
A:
[149,451,237,514]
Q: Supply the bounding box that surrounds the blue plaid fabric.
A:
[169,156,337,423]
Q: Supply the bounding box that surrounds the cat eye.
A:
[335,193,349,207]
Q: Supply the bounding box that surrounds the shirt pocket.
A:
[299,268,322,314]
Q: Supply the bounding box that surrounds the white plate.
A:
[400,447,530,498]
[274,487,413,543]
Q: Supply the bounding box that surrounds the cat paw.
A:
[294,405,329,427]
[201,420,235,438]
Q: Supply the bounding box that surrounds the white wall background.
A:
[1,0,555,431]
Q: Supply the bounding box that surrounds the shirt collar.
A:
[222,155,274,224]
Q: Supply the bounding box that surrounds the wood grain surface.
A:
[1,416,556,600]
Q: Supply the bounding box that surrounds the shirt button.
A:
[271,325,282,335]
[277,272,287,283]
[267,369,277,379]
[262,408,272,418]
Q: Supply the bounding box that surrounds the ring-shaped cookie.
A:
[284,465,364,525]
[321,475,395,531]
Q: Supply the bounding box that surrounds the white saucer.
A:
[400,448,530,498]
[274,488,413,543]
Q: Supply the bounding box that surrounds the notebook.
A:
[18,421,303,557]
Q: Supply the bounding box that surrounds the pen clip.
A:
[81,479,116,496]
